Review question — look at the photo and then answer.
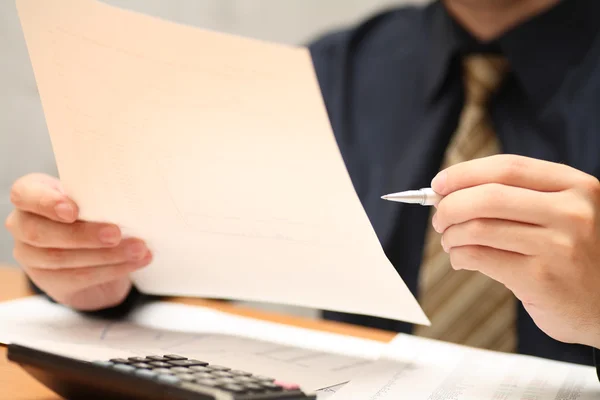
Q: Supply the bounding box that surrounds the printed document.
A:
[330,334,600,399]
[15,0,428,325]
[0,296,384,392]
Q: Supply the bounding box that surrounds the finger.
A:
[442,218,550,256]
[13,238,150,269]
[434,183,558,233]
[24,252,152,298]
[449,245,527,292]
[10,174,78,223]
[7,210,122,249]
[431,154,585,196]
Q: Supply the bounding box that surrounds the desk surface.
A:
[0,265,394,400]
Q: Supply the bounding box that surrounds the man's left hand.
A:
[432,154,600,349]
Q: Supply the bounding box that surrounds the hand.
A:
[431,154,600,349]
[4,174,152,311]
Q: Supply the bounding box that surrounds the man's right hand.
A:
[4,173,152,311]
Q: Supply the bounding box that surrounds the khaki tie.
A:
[413,55,516,352]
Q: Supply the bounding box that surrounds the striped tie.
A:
[413,55,516,352]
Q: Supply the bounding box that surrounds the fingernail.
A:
[98,226,121,245]
[431,170,447,193]
[432,213,440,233]
[55,202,75,222]
[126,242,148,261]
[131,252,153,270]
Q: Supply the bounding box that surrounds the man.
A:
[6,0,600,376]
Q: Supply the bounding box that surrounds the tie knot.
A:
[463,55,510,106]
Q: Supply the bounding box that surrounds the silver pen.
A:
[380,187,442,206]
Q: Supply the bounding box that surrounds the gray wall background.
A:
[1,0,429,315]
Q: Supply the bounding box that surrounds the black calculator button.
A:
[145,355,170,362]
[168,359,208,367]
[156,374,180,385]
[109,358,130,364]
[127,357,147,363]
[176,373,196,382]
[152,368,174,375]
[230,369,252,376]
[221,383,245,393]
[212,370,233,378]
[134,369,157,379]
[149,361,172,368]
[189,365,210,373]
[170,367,191,373]
[113,364,136,373]
[163,354,187,360]
[208,365,230,371]
[132,363,153,369]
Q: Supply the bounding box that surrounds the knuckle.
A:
[12,246,25,265]
[580,175,600,198]
[466,219,488,240]
[4,212,15,232]
[9,182,24,208]
[21,216,41,245]
[563,202,596,236]
[498,155,526,182]
[531,263,555,285]
[44,247,67,266]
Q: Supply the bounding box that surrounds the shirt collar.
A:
[424,0,600,107]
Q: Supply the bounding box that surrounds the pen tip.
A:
[381,195,390,200]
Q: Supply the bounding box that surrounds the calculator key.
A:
[215,377,237,385]
[236,376,258,384]
[146,355,170,362]
[149,361,172,368]
[152,368,174,375]
[230,370,253,376]
[244,382,265,392]
[92,361,114,367]
[168,359,208,367]
[195,378,219,387]
[221,384,245,393]
[208,365,230,371]
[189,366,210,373]
[170,367,191,374]
[164,354,187,360]
[254,375,275,382]
[193,372,213,380]
[127,357,148,363]
[260,382,283,391]
[212,371,233,378]
[113,364,136,373]
[157,374,180,385]
[176,373,196,382]
[132,363,153,369]
[109,358,130,364]
[134,369,157,379]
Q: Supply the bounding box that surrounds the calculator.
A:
[7,343,317,399]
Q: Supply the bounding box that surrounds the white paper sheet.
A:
[15,0,428,326]
[0,296,385,392]
[330,333,600,399]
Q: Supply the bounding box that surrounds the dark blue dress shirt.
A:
[309,0,600,368]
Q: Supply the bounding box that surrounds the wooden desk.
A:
[0,266,394,400]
